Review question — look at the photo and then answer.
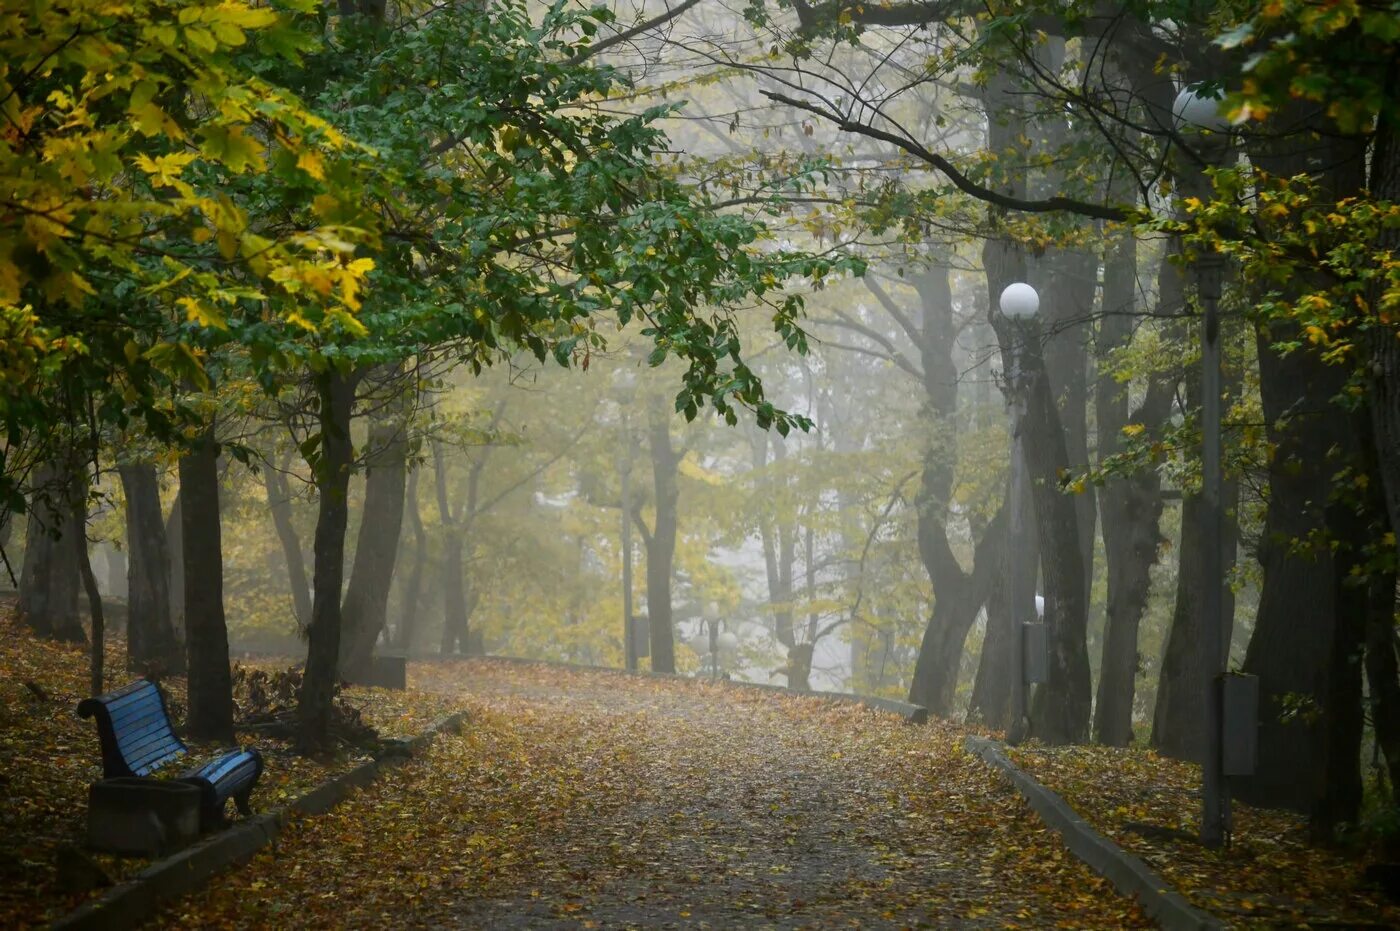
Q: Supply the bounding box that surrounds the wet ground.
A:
[159,660,1148,928]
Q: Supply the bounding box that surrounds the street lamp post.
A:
[1173,84,1233,848]
[999,281,1039,745]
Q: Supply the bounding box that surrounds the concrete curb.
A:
[52,712,468,931]
[965,736,1224,931]
[457,654,929,724]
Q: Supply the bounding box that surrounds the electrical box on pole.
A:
[1023,622,1048,684]
[1221,673,1259,777]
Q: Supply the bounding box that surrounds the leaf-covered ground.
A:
[161,659,1148,928]
[0,608,461,929]
[1009,744,1398,927]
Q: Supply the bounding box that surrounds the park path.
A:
[160,661,1148,929]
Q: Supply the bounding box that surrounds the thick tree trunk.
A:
[902,265,1006,713]
[264,456,312,627]
[1021,340,1091,744]
[181,426,234,743]
[341,414,408,677]
[19,461,87,643]
[642,400,680,673]
[297,371,356,751]
[119,464,181,671]
[1234,335,1354,811]
[1366,574,1400,801]
[1150,242,1241,761]
[969,468,1035,729]
[1310,497,1370,837]
[1366,65,1400,563]
[1093,233,1174,746]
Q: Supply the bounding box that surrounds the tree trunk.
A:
[396,469,426,650]
[78,524,104,696]
[753,430,801,685]
[439,530,470,654]
[1310,495,1370,837]
[341,413,408,677]
[902,264,1006,714]
[1234,334,1354,811]
[1092,232,1173,746]
[297,370,356,752]
[642,400,680,673]
[1150,243,1240,761]
[165,489,185,639]
[19,461,87,643]
[1021,338,1091,745]
[1366,573,1400,801]
[1366,63,1400,569]
[119,464,181,672]
[264,455,312,627]
[181,425,235,743]
[969,472,1035,729]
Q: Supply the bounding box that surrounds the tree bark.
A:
[264,455,312,627]
[297,370,356,751]
[78,523,104,696]
[395,469,427,650]
[19,460,87,643]
[639,399,680,673]
[900,265,1006,713]
[119,464,181,672]
[753,430,802,686]
[1366,573,1400,802]
[969,468,1035,729]
[1021,337,1092,744]
[181,425,235,743]
[341,411,408,677]
[1233,334,1354,810]
[1092,232,1173,746]
[165,489,185,639]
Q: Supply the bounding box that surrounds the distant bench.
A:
[78,679,263,830]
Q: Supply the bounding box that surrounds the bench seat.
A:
[78,679,263,829]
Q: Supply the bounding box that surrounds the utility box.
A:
[1222,672,1259,776]
[632,614,650,658]
[348,654,407,690]
[88,778,201,857]
[1023,621,1048,684]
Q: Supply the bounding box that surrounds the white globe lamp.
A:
[1173,86,1231,134]
[999,282,1040,321]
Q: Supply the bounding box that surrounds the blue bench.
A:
[78,679,263,830]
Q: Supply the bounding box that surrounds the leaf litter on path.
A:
[162,659,1148,928]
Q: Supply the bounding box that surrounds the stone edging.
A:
[461,654,929,724]
[965,736,1224,931]
[51,711,468,931]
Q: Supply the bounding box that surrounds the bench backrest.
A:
[77,679,188,778]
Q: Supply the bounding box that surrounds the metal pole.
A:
[1007,339,1028,744]
[621,413,636,672]
[1198,250,1228,847]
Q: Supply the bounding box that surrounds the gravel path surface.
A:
[160,660,1150,929]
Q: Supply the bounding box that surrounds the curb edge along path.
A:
[965,736,1225,931]
[52,712,469,931]
[457,653,931,724]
